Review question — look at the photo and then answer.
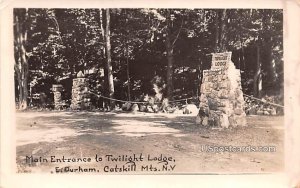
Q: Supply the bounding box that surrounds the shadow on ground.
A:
[16,111,203,146]
[16,111,284,173]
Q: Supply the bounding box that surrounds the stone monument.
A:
[52,84,63,110]
[70,71,91,110]
[197,52,246,128]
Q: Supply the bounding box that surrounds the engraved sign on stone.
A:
[211,52,232,70]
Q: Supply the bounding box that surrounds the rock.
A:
[183,104,198,115]
[234,108,243,115]
[217,75,222,82]
[131,104,139,112]
[235,90,242,98]
[202,117,208,126]
[213,83,218,89]
[213,116,221,127]
[219,82,227,89]
[217,100,229,107]
[256,110,264,115]
[152,105,159,113]
[212,90,218,98]
[196,115,201,124]
[198,107,207,117]
[139,105,147,112]
[228,91,235,100]
[200,94,208,103]
[113,105,122,112]
[219,107,229,114]
[228,116,237,127]
[248,107,257,115]
[205,82,211,89]
[200,84,205,93]
[146,105,154,113]
[236,94,244,103]
[207,99,218,110]
[122,102,132,111]
[270,108,277,115]
[220,114,229,128]
[218,90,228,99]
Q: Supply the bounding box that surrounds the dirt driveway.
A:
[16,111,284,174]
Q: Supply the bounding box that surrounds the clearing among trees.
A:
[14,8,284,173]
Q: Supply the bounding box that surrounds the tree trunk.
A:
[262,11,275,92]
[214,10,220,52]
[197,63,202,97]
[165,29,174,100]
[17,72,23,107]
[21,62,29,109]
[99,9,108,109]
[263,37,274,91]
[105,9,115,109]
[219,9,227,52]
[214,9,227,52]
[126,48,131,101]
[124,9,131,102]
[242,47,245,71]
[254,45,262,98]
[14,9,29,110]
[165,10,175,100]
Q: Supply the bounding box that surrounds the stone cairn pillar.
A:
[70,71,91,110]
[197,52,246,128]
[52,84,63,110]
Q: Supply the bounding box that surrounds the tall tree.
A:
[14,9,29,110]
[254,45,262,97]
[105,9,115,108]
[165,10,176,100]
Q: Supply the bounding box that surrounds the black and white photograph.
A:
[13,8,285,174]
[2,1,300,187]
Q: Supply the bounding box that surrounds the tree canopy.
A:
[14,8,283,110]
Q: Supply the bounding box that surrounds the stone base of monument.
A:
[70,78,91,110]
[197,52,246,128]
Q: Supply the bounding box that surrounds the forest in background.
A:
[14,8,283,110]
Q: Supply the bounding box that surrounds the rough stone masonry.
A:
[70,71,91,110]
[197,52,246,128]
[52,84,63,110]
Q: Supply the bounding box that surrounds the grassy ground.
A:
[16,111,284,174]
